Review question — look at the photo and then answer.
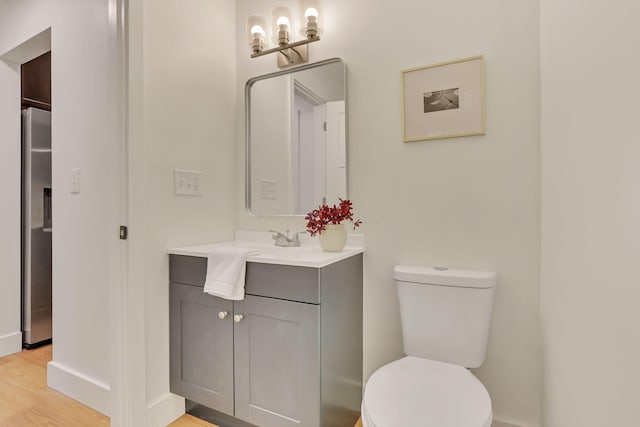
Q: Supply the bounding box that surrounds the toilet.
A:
[361,265,497,427]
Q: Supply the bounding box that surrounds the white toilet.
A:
[361,265,497,427]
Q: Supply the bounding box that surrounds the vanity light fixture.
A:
[247,0,322,68]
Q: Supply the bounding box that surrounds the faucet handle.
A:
[269,229,304,247]
[269,229,283,239]
[269,229,290,246]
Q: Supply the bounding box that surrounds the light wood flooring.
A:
[0,345,216,427]
[0,345,360,427]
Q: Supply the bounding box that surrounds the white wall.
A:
[235,0,541,425]
[540,1,640,426]
[128,0,238,424]
[0,0,122,415]
[294,65,344,102]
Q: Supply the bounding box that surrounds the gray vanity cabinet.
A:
[234,295,320,426]
[169,282,234,416]
[169,253,363,427]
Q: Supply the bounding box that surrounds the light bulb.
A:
[247,14,268,54]
[272,7,292,46]
[276,16,290,30]
[251,25,265,37]
[304,7,318,19]
[303,6,319,38]
[249,23,265,54]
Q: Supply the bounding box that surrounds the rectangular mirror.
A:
[246,58,347,216]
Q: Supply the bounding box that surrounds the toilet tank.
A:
[394,265,496,368]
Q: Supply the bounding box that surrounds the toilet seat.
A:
[361,356,492,427]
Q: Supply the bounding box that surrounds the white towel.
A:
[203,247,257,300]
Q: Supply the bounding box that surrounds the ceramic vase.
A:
[319,223,347,252]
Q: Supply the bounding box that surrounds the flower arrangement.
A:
[305,198,362,236]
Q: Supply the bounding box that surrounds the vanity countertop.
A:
[168,230,364,268]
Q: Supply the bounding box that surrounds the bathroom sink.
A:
[245,243,360,267]
[168,230,365,268]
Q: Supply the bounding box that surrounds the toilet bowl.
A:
[361,357,492,427]
[361,265,497,427]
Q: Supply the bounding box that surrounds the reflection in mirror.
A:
[247,58,346,216]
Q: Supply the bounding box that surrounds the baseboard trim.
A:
[0,331,22,357]
[47,360,111,416]
[146,393,185,427]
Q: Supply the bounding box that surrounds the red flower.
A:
[305,198,363,236]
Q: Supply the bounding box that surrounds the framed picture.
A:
[402,55,485,142]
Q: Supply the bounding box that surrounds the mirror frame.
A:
[245,57,348,216]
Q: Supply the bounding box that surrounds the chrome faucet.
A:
[269,229,302,247]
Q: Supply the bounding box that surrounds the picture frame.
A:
[402,55,485,142]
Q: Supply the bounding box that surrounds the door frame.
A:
[108,0,147,425]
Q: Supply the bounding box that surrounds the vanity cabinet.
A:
[169,283,234,415]
[234,295,320,426]
[169,253,363,427]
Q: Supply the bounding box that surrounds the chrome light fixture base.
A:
[251,36,319,68]
[277,44,308,68]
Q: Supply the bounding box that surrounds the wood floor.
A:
[0,345,216,427]
[168,414,217,427]
[0,345,108,427]
[0,345,359,427]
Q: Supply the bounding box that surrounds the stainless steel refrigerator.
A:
[22,107,52,348]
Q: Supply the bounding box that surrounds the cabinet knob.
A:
[218,311,228,320]
[234,314,244,323]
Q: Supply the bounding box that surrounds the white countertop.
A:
[168,230,365,268]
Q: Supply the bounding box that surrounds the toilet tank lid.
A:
[394,265,496,288]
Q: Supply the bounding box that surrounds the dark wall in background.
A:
[21,51,51,111]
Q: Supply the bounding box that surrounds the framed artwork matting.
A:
[402,55,485,142]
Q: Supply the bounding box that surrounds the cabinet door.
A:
[170,283,234,415]
[234,295,320,427]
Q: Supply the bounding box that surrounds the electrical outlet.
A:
[260,180,277,200]
[174,169,203,196]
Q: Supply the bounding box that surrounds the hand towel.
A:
[203,247,257,300]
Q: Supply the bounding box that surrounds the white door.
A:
[325,101,347,204]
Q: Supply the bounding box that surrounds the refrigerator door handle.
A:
[43,187,52,232]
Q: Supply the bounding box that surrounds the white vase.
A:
[319,223,347,252]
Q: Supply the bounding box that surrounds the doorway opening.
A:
[0,28,52,361]
[21,50,52,350]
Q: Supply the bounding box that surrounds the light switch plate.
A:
[174,169,203,196]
